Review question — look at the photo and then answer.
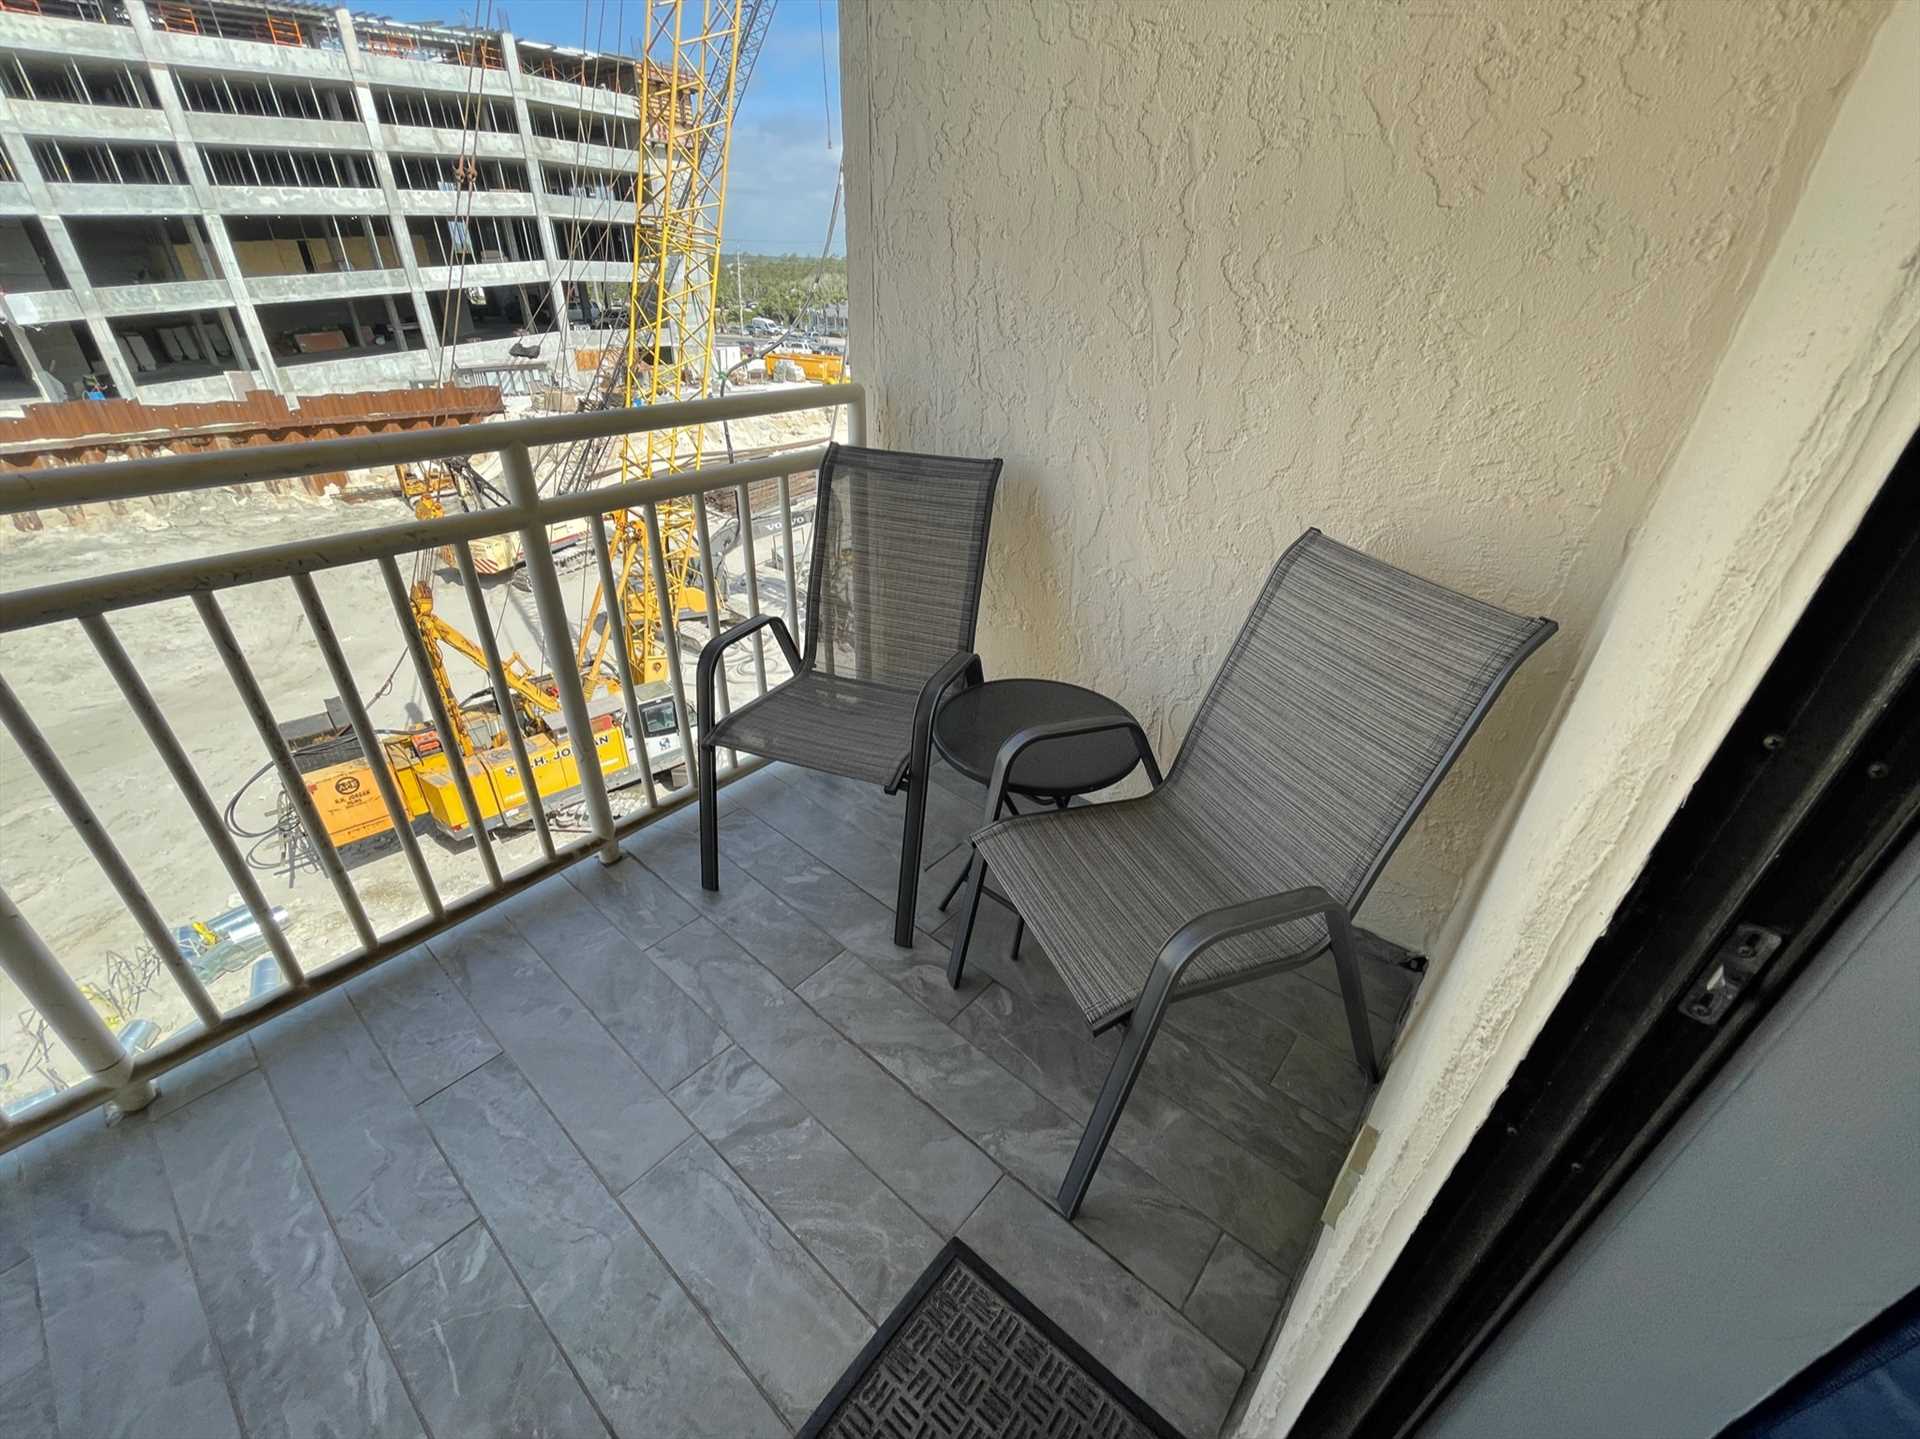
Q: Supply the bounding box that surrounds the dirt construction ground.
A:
[0,403,830,1109]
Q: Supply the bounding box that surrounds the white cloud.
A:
[723,105,844,255]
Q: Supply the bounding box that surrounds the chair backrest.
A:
[1163,529,1555,908]
[803,442,1002,687]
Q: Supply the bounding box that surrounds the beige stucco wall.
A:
[842,0,1885,948]
[1244,0,1920,1428]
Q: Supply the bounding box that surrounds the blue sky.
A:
[369,0,844,255]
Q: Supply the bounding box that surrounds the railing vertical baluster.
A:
[846,391,866,446]
[290,573,446,917]
[374,556,504,889]
[640,499,700,797]
[734,481,769,696]
[81,614,304,991]
[586,514,660,813]
[0,673,221,1028]
[0,883,154,1112]
[690,497,732,739]
[778,472,802,655]
[0,393,860,1151]
[500,443,619,864]
[193,592,380,952]
[452,540,562,858]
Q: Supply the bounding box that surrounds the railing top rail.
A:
[0,445,828,633]
[0,383,861,517]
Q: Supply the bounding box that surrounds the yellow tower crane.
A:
[569,0,748,695]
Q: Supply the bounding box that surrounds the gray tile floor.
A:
[0,761,1416,1439]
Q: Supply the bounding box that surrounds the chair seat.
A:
[709,671,921,787]
[972,796,1331,1032]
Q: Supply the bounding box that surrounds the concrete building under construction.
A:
[0,0,656,405]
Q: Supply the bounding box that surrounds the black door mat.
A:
[796,1238,1184,1439]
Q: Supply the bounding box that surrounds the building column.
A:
[0,296,63,403]
[124,0,282,394]
[0,114,139,398]
[498,30,573,353]
[178,218,251,373]
[335,6,446,380]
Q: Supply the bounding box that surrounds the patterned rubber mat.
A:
[797,1239,1181,1439]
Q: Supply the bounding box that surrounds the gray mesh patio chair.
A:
[698,442,1002,946]
[945,530,1556,1217]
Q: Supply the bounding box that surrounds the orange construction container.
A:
[763,351,846,383]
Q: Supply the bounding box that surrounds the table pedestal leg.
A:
[937,862,970,913]
[940,793,1015,914]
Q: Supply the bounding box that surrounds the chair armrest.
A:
[696,615,802,751]
[981,716,1162,827]
[1154,886,1345,984]
[887,649,985,794]
[1132,884,1366,1073]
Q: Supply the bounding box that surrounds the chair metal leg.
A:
[946,855,989,989]
[1009,916,1024,961]
[697,744,720,891]
[937,855,971,912]
[1057,979,1175,1219]
[1327,908,1382,1082]
[894,775,930,947]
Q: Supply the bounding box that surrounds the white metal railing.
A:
[0,381,863,1148]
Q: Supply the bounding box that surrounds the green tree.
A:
[723,252,847,325]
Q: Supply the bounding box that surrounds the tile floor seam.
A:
[453,1229,621,1439]
[353,1219,492,1439]
[634,927,1001,1236]
[922,953,1333,1271]
[1181,1228,1233,1313]
[422,936,683,1202]
[735,784,947,932]
[1262,1024,1303,1088]
[649,1066,901,1332]
[561,864,705,953]
[401,1061,628,1439]
[1135,1039,1349,1174]
[608,1143,801,1435]
[796,951,1225,1302]
[250,1019,471,1295]
[773,952,1003,1184]
[3,1254,52,1431]
[360,1216,482,1303]
[142,1113,266,1439]
[506,896,710,1089]
[985,1165,1246,1382]
[1264,1051,1377,1134]
[646,985,978,1321]
[144,1038,261,1119]
[249,1044,435,1439]
[948,1166,1005,1240]
[942,968,1002,1028]
[949,912,1370,1181]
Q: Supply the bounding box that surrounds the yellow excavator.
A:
[264,468,703,870]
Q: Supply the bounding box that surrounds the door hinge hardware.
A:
[1679,923,1783,1026]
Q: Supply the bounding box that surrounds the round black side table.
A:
[931,678,1147,943]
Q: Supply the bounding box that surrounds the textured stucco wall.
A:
[842,0,1885,948]
[1244,0,1920,1428]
